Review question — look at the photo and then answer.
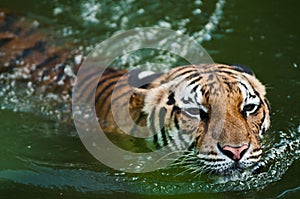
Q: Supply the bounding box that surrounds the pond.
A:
[0,0,299,198]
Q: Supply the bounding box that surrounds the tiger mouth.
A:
[220,162,248,174]
[201,161,253,176]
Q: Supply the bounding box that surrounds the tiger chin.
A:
[96,63,271,176]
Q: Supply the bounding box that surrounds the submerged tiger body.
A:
[0,11,270,175]
[0,10,80,96]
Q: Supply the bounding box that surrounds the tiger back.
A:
[0,10,79,96]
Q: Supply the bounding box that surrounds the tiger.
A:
[88,64,271,175]
[0,10,270,175]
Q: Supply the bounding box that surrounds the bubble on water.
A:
[194,0,203,6]
[293,63,298,68]
[137,8,144,15]
[53,7,63,16]
[81,1,101,23]
[158,20,172,29]
[193,8,202,15]
[74,55,83,66]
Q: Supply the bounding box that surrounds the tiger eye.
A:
[244,104,256,112]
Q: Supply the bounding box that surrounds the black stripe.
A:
[188,76,202,87]
[96,82,128,112]
[252,148,262,153]
[264,99,271,112]
[173,69,197,80]
[218,69,234,76]
[35,54,59,70]
[77,73,95,100]
[95,80,118,105]
[158,107,167,146]
[239,81,250,100]
[223,81,233,91]
[247,154,261,160]
[87,74,125,103]
[199,158,225,162]
[130,112,146,136]
[160,127,168,146]
[167,92,175,105]
[78,72,124,99]
[97,88,129,122]
[181,110,199,120]
[0,19,21,48]
[192,84,199,93]
[170,105,180,117]
[75,68,98,91]
[259,110,266,127]
[181,96,195,104]
[173,125,186,150]
[187,140,196,151]
[149,107,158,145]
[88,76,125,104]
[0,39,11,48]
[55,65,65,81]
[168,66,189,78]
[185,72,200,80]
[97,73,124,90]
[15,41,46,60]
[103,88,131,116]
[0,14,17,33]
[174,116,180,130]
[41,68,51,80]
[185,132,201,151]
[158,107,166,129]
[230,64,254,76]
[199,69,219,75]
[201,87,209,100]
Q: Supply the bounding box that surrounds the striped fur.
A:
[0,11,270,175]
[0,10,79,95]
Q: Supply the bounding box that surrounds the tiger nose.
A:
[220,144,249,161]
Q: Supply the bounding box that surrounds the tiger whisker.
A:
[154,150,187,164]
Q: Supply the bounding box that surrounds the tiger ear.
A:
[128,68,164,92]
[231,64,255,76]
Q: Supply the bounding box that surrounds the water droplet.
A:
[193,8,202,15]
[137,8,144,14]
[53,7,63,16]
[293,63,298,68]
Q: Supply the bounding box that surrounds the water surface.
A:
[0,0,299,198]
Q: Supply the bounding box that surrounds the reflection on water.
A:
[0,0,300,198]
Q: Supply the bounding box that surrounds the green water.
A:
[0,0,299,198]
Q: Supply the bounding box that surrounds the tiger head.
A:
[130,64,270,175]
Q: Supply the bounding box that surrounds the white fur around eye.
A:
[243,103,259,115]
[238,79,261,113]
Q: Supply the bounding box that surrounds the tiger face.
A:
[132,64,270,175]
